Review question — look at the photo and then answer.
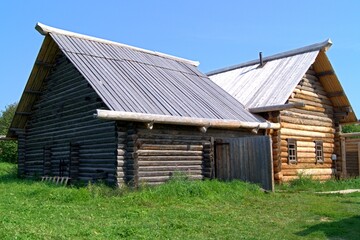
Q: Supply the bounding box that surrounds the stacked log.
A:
[278,68,338,181]
[134,125,210,186]
[23,53,117,183]
[345,138,360,176]
[17,131,26,176]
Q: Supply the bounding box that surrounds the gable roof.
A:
[8,23,278,137]
[208,40,357,123]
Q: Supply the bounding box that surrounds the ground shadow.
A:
[296,216,360,239]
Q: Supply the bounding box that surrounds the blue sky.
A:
[0,1,359,118]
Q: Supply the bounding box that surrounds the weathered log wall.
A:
[116,123,254,186]
[279,68,338,182]
[23,53,117,183]
[17,130,26,176]
[345,138,360,176]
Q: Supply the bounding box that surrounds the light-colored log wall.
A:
[278,68,338,182]
[23,53,117,183]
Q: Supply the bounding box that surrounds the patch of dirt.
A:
[316,189,360,194]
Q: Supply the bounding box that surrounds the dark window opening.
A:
[315,141,324,163]
[288,138,297,164]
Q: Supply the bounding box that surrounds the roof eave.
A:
[95,109,280,130]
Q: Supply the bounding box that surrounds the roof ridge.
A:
[35,22,200,66]
[207,39,332,76]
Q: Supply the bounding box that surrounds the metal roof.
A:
[48,32,262,122]
[208,40,357,123]
[8,23,270,137]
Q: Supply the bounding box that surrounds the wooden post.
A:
[340,137,347,177]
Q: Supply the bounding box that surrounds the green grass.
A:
[0,162,359,239]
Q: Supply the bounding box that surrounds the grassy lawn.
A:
[0,162,359,239]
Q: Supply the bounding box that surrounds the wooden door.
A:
[214,136,274,191]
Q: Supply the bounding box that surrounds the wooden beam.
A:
[340,132,360,138]
[316,70,335,77]
[95,109,281,130]
[327,91,345,98]
[35,60,55,68]
[25,90,42,95]
[249,102,305,113]
[15,112,31,116]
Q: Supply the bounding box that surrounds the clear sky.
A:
[0,0,359,118]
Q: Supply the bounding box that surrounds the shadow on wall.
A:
[296,215,360,239]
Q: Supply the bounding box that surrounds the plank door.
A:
[214,136,274,191]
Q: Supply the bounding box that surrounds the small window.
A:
[315,141,324,163]
[287,138,297,164]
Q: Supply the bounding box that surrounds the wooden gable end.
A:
[19,52,118,183]
[275,66,339,182]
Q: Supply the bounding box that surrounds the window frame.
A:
[315,140,324,164]
[287,138,297,164]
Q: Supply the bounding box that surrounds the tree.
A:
[0,103,18,163]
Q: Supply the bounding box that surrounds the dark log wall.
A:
[345,138,360,176]
[23,53,117,183]
[117,123,254,186]
[279,67,338,182]
[17,130,26,176]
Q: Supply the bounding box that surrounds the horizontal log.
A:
[282,168,335,176]
[281,122,334,134]
[138,170,201,177]
[96,109,280,130]
[140,144,203,151]
[281,175,333,182]
[136,150,203,156]
[288,107,333,118]
[281,135,334,143]
[280,146,333,153]
[281,128,334,138]
[281,152,332,158]
[281,110,333,123]
[341,132,360,138]
[293,92,332,105]
[138,160,202,166]
[289,97,333,109]
[282,163,333,169]
[138,165,202,171]
[293,88,329,102]
[280,140,334,148]
[281,157,333,164]
[137,156,203,161]
[296,85,328,96]
[281,115,334,127]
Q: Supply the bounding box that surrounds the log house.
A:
[7,23,278,190]
[208,40,358,182]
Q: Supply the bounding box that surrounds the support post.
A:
[340,137,347,177]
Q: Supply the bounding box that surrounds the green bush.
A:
[0,140,17,163]
[0,103,18,163]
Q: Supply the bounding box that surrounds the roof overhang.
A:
[95,109,280,130]
[249,102,305,113]
[312,51,357,123]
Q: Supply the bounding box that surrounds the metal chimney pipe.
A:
[259,52,263,67]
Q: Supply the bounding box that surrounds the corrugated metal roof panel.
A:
[49,32,263,123]
[209,51,318,108]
